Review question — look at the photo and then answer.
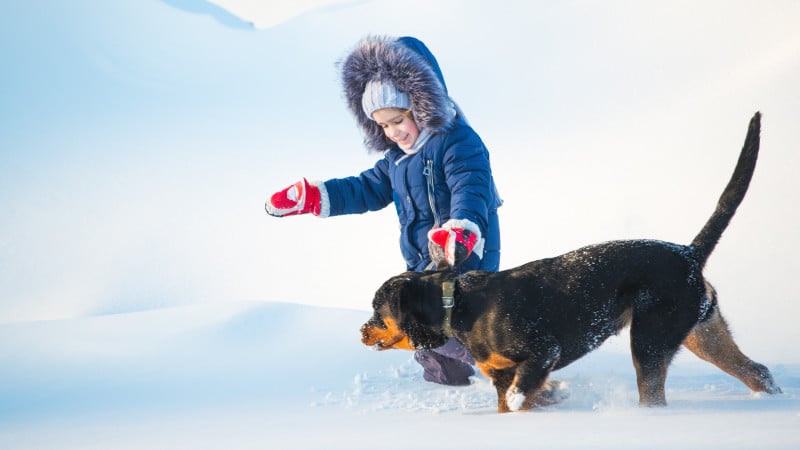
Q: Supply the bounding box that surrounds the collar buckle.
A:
[442,295,454,308]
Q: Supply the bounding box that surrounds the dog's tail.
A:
[690,112,761,268]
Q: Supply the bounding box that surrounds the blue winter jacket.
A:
[323,117,501,272]
[325,36,502,273]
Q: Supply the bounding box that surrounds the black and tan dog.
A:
[361,113,781,413]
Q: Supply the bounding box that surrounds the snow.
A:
[2,0,800,448]
[205,0,354,30]
[0,302,798,449]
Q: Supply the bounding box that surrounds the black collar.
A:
[441,279,456,337]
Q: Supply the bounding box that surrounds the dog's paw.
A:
[506,387,526,412]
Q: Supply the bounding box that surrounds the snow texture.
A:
[0,302,798,449]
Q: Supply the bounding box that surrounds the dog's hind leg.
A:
[683,306,781,394]
[630,347,671,406]
[629,291,692,406]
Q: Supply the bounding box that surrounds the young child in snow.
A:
[265,35,502,386]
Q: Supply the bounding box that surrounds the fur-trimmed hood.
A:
[340,36,455,153]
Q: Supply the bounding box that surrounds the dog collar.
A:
[441,280,455,337]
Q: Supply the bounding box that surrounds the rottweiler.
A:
[361,112,781,413]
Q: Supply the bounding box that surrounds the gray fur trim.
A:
[339,36,454,153]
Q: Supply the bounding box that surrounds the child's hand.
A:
[428,219,482,267]
[265,178,321,217]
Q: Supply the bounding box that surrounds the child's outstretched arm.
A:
[265,155,393,219]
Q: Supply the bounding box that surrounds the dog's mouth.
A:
[368,339,396,351]
[361,319,415,351]
[361,327,409,351]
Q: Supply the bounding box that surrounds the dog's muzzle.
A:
[360,319,414,351]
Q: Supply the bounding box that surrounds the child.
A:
[266,35,502,386]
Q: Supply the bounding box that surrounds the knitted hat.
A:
[361,79,412,120]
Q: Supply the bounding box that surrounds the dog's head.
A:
[360,272,449,351]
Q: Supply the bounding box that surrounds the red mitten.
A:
[428,219,483,267]
[265,178,321,217]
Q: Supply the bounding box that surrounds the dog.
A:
[360,112,781,413]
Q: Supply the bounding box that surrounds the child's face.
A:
[372,108,420,151]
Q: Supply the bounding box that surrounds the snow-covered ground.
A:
[2,0,800,448]
[0,302,798,449]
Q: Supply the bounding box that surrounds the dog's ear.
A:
[398,277,449,350]
[373,273,417,325]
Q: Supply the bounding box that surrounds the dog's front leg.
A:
[505,346,561,412]
[489,369,516,413]
[475,354,519,413]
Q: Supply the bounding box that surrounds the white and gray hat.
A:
[361,79,412,120]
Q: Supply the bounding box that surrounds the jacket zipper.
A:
[424,159,440,227]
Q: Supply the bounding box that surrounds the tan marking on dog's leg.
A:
[483,367,515,413]
[683,308,780,393]
[476,354,518,413]
[494,399,511,414]
[476,353,516,378]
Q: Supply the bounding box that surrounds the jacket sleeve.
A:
[441,128,494,234]
[322,155,394,216]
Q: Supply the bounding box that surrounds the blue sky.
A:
[1,0,799,360]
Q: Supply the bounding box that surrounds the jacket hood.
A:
[340,36,454,153]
